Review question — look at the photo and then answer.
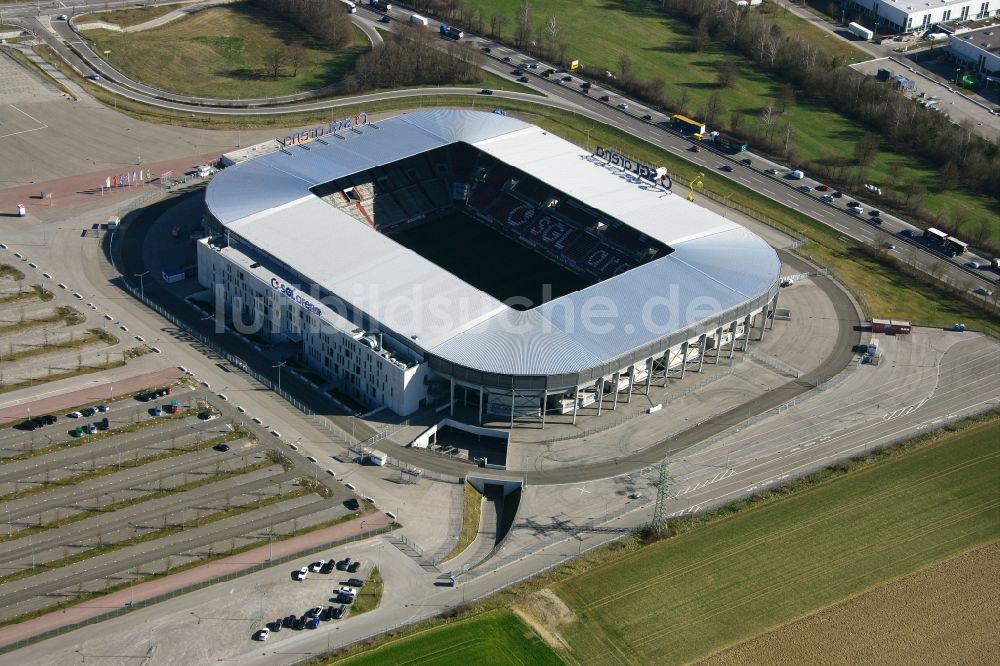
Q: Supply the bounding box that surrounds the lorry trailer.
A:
[848,22,874,40]
[410,13,428,25]
[439,23,464,39]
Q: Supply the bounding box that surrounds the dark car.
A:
[518,76,529,83]
[281,615,295,628]
[81,407,96,417]
[641,114,652,121]
[868,209,881,217]
[336,594,354,604]
[44,414,57,425]
[832,190,843,198]
[320,560,336,574]
[379,15,390,23]
[306,606,323,618]
[599,95,611,102]
[871,217,882,225]
[337,558,352,571]
[478,89,493,95]
[346,577,365,587]
[740,158,752,166]
[17,420,38,431]
[581,82,592,89]
[561,75,572,82]
[720,165,734,172]
[98,417,110,431]
[502,56,512,62]
[307,616,320,629]
[900,229,914,237]
[332,605,345,619]
[481,46,491,53]
[347,561,361,573]
[213,443,230,452]
[320,605,334,620]
[268,619,282,632]
[292,616,306,630]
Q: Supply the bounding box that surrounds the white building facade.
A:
[849,0,998,33]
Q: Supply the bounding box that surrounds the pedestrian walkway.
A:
[0,510,392,649]
[0,366,183,425]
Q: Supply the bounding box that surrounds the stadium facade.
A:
[199,110,781,425]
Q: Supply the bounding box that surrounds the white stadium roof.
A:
[206,110,780,381]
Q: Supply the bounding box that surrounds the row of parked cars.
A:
[254,557,367,640]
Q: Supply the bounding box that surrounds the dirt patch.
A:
[511,588,577,653]
[697,540,1000,666]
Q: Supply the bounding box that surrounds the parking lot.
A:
[0,384,359,624]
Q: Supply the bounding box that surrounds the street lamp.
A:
[135,271,149,299]
[272,361,286,394]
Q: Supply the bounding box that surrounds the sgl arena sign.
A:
[270,278,322,317]
[594,146,665,184]
[280,112,369,147]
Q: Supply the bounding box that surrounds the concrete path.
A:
[0,366,183,426]
[0,510,392,649]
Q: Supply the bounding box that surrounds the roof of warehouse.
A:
[206,110,779,376]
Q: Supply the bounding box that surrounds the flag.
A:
[133,171,138,184]
[145,169,152,181]
[105,176,111,188]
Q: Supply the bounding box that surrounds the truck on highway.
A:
[713,132,747,153]
[439,23,464,39]
[671,114,706,138]
[410,13,428,26]
[848,22,874,41]
[368,0,391,11]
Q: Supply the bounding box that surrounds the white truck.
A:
[848,22,874,41]
[410,13,428,26]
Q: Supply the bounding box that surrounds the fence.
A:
[0,525,394,655]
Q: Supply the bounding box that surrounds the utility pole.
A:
[272,361,286,395]
[648,460,674,537]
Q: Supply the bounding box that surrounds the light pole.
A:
[272,361,286,395]
[135,271,149,300]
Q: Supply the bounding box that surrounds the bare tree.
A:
[618,51,632,82]
[514,0,533,49]
[702,92,724,126]
[759,102,778,140]
[717,60,740,88]
[782,122,795,156]
[490,11,508,38]
[288,44,308,78]
[263,46,286,79]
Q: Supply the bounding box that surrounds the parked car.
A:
[281,615,295,628]
[309,560,325,573]
[81,407,96,417]
[337,586,358,598]
[294,567,308,581]
[67,411,82,419]
[348,561,361,573]
[213,443,230,452]
[332,605,345,619]
[320,560,336,574]
[254,628,269,641]
[97,404,109,412]
[337,558,352,571]
[292,616,306,630]
[346,577,365,587]
[306,606,323,618]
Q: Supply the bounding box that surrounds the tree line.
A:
[410,0,998,247]
[344,27,484,92]
[247,0,354,49]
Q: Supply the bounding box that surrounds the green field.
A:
[546,420,1000,664]
[389,210,590,306]
[81,5,369,98]
[77,5,177,28]
[336,608,563,665]
[462,0,999,245]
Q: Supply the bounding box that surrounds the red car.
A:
[815,184,830,192]
[599,95,611,102]
[688,145,701,152]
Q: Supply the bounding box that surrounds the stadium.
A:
[198,110,781,427]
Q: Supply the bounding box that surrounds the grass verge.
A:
[0,486,310,586]
[334,608,563,666]
[0,429,246,501]
[81,5,370,98]
[350,566,383,617]
[0,456,277,544]
[0,286,52,306]
[0,306,84,335]
[0,265,25,281]
[439,482,483,564]
[76,5,177,27]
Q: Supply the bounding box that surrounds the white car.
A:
[309,560,325,572]
[67,411,83,418]
[616,102,628,110]
[294,567,308,581]
[337,586,357,598]
[254,628,270,641]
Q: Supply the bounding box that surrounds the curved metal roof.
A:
[206,110,780,385]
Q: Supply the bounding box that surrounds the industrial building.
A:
[947,22,1000,75]
[848,0,998,34]
[198,110,781,426]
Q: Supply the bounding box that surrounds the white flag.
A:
[105,176,111,188]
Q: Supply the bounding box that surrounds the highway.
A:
[3,0,998,298]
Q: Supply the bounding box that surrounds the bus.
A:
[671,114,706,138]
[924,227,967,257]
[924,227,948,245]
[714,132,747,153]
[945,236,968,256]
